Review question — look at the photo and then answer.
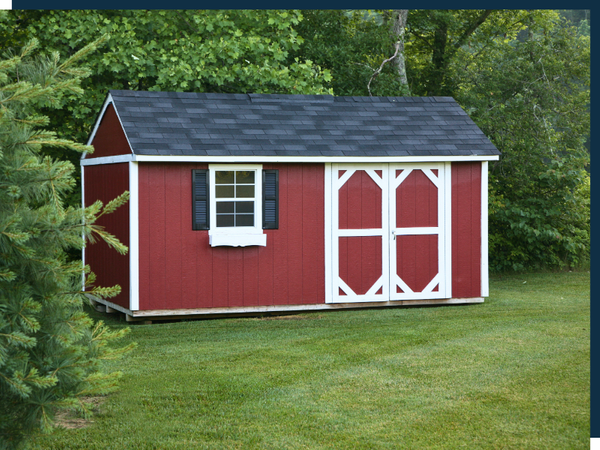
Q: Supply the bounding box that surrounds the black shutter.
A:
[262,170,279,229]
[192,169,209,230]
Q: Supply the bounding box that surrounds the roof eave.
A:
[80,153,500,166]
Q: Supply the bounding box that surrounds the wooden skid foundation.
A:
[86,294,483,322]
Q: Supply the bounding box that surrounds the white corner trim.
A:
[324,163,333,304]
[444,162,452,299]
[81,164,86,292]
[129,161,140,311]
[481,161,489,297]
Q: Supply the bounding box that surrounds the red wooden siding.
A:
[89,104,131,158]
[396,235,439,293]
[84,163,130,308]
[396,169,438,228]
[339,236,382,296]
[338,170,382,229]
[137,163,325,310]
[451,162,482,298]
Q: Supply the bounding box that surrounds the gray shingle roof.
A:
[107,90,500,158]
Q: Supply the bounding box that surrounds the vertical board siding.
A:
[286,165,304,305]
[338,171,382,230]
[271,164,290,305]
[89,104,131,158]
[138,163,325,310]
[165,165,183,309]
[396,170,438,228]
[300,164,322,304]
[396,235,439,293]
[148,164,167,310]
[84,163,130,308]
[339,236,382,296]
[451,162,482,298]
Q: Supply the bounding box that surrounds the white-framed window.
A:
[192,164,278,247]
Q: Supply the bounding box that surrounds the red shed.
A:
[82,91,500,321]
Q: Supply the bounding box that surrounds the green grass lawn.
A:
[32,271,590,449]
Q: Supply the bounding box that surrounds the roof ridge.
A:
[248,93,334,103]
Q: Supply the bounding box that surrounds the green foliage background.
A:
[0,9,590,273]
[450,12,590,270]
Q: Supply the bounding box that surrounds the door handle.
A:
[392,230,396,240]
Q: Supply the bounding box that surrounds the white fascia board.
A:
[82,93,134,160]
[85,93,113,147]
[131,154,500,164]
[82,154,500,166]
[81,155,135,166]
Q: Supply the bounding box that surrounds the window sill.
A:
[209,233,267,247]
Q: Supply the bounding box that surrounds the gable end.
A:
[86,102,133,159]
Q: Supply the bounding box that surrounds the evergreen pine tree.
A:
[0,37,134,449]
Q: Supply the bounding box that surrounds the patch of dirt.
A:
[54,396,107,430]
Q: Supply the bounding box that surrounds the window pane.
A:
[216,201,234,213]
[216,215,234,227]
[236,171,255,184]
[236,185,255,198]
[236,201,254,214]
[211,168,260,229]
[236,214,254,227]
[216,171,234,184]
[215,185,234,198]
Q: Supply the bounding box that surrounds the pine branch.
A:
[25,135,93,153]
[19,38,39,59]
[57,33,110,73]
[98,191,130,217]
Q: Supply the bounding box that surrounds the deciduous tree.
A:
[294,10,410,97]
[455,12,590,270]
[4,10,332,147]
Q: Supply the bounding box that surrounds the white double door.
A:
[326,163,451,304]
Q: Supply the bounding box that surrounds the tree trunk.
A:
[391,9,409,89]
[430,15,449,95]
[426,9,493,96]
